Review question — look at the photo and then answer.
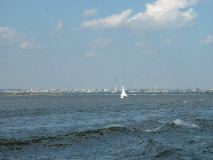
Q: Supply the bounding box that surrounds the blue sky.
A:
[0,0,213,89]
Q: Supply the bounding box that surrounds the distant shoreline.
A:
[0,92,212,97]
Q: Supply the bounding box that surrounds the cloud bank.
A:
[82,0,199,30]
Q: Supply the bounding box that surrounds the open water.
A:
[0,94,212,159]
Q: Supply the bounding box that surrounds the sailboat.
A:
[120,86,128,99]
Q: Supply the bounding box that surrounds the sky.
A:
[0,0,213,89]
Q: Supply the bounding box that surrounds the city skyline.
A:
[1,0,213,89]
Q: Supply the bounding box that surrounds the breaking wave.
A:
[144,119,199,133]
[172,119,198,128]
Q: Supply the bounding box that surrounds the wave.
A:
[0,125,129,147]
[144,139,181,159]
[73,124,128,139]
[144,119,199,133]
[172,119,198,128]
[0,119,205,148]
[194,119,213,128]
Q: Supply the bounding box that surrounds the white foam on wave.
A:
[172,119,198,128]
[144,126,162,133]
[104,124,125,129]
[183,100,188,104]
[144,119,199,133]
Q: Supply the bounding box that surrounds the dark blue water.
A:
[0,94,212,159]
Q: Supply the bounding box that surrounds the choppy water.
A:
[0,94,212,160]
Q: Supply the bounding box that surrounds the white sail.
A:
[120,86,128,99]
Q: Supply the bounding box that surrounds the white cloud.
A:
[85,38,111,58]
[82,9,132,29]
[0,26,41,50]
[201,35,213,44]
[0,26,19,40]
[82,0,198,30]
[128,0,198,28]
[20,41,41,49]
[56,21,64,30]
[83,9,98,17]
[20,42,31,49]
